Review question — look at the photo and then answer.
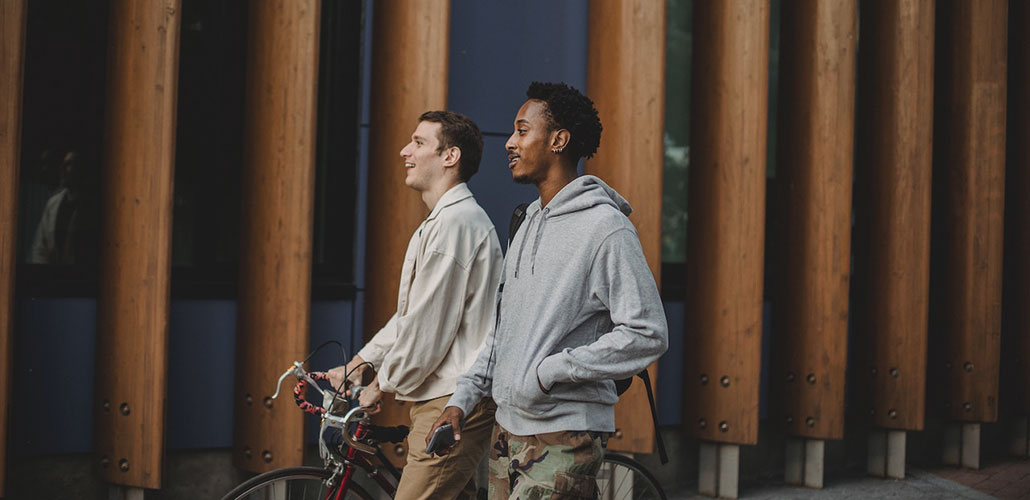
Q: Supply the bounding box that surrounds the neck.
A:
[536,160,578,208]
[421,178,461,212]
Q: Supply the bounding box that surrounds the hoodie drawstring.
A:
[530,207,548,274]
[514,210,538,278]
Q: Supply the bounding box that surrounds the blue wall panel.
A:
[11,299,97,455]
[448,0,589,136]
[657,301,684,426]
[167,300,237,449]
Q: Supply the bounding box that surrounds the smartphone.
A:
[425,423,456,456]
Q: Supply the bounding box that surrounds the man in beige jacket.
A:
[329,110,502,500]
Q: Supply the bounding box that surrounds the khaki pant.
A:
[394,396,496,500]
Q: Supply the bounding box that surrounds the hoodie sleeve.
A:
[536,228,668,389]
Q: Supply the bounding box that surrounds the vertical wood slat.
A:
[363,0,449,466]
[585,0,666,455]
[233,0,321,473]
[684,0,769,446]
[853,0,935,432]
[94,0,181,488]
[773,0,857,441]
[934,0,1008,424]
[0,0,27,495]
[852,0,935,430]
[1004,0,1030,415]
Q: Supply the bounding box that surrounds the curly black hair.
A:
[526,81,602,160]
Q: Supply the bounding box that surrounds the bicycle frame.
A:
[327,423,399,499]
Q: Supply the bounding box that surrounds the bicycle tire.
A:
[596,453,667,500]
[221,465,375,500]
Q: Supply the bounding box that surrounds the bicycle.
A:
[221,359,667,500]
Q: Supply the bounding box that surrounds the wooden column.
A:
[585,0,666,455]
[853,0,935,479]
[1004,0,1030,456]
[364,0,449,466]
[233,0,320,473]
[94,0,181,489]
[685,2,768,496]
[934,0,1007,469]
[0,0,27,495]
[774,0,856,441]
[773,0,856,487]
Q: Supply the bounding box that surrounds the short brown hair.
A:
[418,110,483,182]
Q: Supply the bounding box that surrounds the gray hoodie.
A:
[448,175,669,435]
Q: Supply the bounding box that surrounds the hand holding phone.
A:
[425,423,457,456]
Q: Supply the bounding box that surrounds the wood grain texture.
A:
[772,0,857,441]
[852,0,935,432]
[1003,0,1029,415]
[363,0,449,467]
[233,0,320,474]
[585,0,666,455]
[934,0,1007,423]
[94,0,181,488]
[684,0,769,446]
[0,0,26,495]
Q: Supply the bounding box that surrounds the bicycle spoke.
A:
[597,455,666,500]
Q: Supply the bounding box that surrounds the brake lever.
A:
[270,361,305,400]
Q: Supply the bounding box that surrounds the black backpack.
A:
[508,203,667,463]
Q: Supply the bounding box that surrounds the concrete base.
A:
[785,437,824,488]
[108,486,144,500]
[868,430,906,479]
[699,441,739,499]
[1010,416,1030,457]
[943,423,981,469]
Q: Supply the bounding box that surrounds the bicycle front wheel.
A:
[596,453,667,500]
[221,466,374,500]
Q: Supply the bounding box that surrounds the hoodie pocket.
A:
[548,379,619,407]
[516,363,557,413]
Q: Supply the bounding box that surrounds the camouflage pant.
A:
[487,424,605,499]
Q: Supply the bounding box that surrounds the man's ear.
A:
[551,129,571,152]
[442,146,461,168]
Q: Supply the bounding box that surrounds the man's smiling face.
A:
[400,120,447,192]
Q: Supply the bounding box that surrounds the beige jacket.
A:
[359,183,502,402]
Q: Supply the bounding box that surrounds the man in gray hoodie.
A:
[430,82,669,499]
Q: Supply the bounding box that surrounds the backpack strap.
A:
[637,369,668,464]
[508,203,530,246]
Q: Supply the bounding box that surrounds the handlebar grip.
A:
[292,371,330,415]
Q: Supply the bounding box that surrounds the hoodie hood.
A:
[514,175,633,278]
[537,175,633,218]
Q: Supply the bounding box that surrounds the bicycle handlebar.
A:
[292,371,332,415]
[271,361,380,456]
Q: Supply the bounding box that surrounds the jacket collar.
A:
[425,182,472,222]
